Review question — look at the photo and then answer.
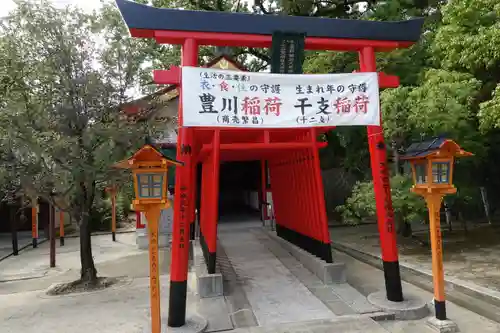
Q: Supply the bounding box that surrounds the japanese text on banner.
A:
[181,67,380,128]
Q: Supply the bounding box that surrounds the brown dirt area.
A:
[46,276,121,296]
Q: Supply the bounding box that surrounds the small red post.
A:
[294,149,305,236]
[49,204,56,268]
[298,151,310,239]
[293,150,302,236]
[205,157,213,249]
[267,161,275,224]
[111,188,117,242]
[293,154,302,236]
[360,46,403,302]
[283,154,294,232]
[310,129,332,262]
[168,38,199,328]
[279,157,289,231]
[199,159,210,262]
[31,199,38,248]
[271,158,285,234]
[281,158,290,230]
[189,151,198,240]
[311,152,323,243]
[287,156,295,232]
[287,158,294,229]
[9,204,18,256]
[59,209,65,246]
[207,130,220,274]
[260,160,268,222]
[304,133,318,242]
[136,211,145,229]
[301,147,317,245]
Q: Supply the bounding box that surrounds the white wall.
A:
[242,190,260,210]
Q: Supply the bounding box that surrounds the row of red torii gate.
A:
[115,0,424,328]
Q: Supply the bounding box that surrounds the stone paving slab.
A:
[218,229,336,326]
[196,297,233,332]
[251,230,356,316]
[227,316,390,333]
[216,241,259,328]
[253,229,379,316]
[329,283,380,314]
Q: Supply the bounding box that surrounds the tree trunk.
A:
[459,212,468,236]
[395,212,412,237]
[49,204,56,267]
[444,199,452,232]
[400,221,413,238]
[392,142,401,175]
[77,178,98,284]
[74,142,98,284]
[79,212,97,283]
[479,187,491,224]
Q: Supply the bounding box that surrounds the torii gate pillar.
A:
[167,38,199,327]
[360,47,403,302]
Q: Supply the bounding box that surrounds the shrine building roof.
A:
[121,54,244,120]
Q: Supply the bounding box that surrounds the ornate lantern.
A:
[402,138,472,196]
[401,137,472,329]
[113,142,183,333]
[114,143,182,210]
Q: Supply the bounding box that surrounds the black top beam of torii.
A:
[115,0,424,43]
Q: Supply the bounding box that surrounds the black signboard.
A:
[270,31,306,75]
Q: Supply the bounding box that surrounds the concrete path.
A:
[229,316,390,333]
[218,225,336,326]
[0,233,228,333]
[0,274,204,333]
[0,233,144,283]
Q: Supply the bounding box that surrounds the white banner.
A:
[181,67,380,128]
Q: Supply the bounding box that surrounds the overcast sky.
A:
[1,0,103,17]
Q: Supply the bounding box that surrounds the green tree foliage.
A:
[409,70,480,136]
[338,0,500,226]
[0,0,150,283]
[479,85,500,130]
[432,0,500,76]
[432,0,500,131]
[336,174,427,230]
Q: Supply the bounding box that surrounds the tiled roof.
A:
[402,137,447,158]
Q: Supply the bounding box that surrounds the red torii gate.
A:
[115,0,424,328]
